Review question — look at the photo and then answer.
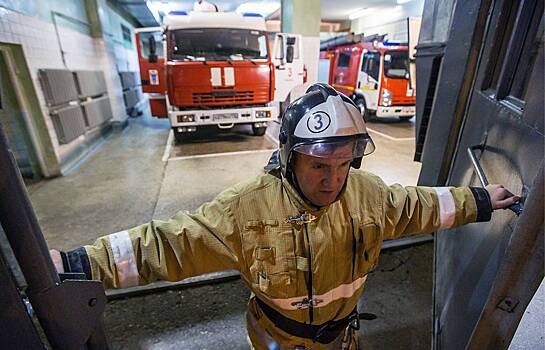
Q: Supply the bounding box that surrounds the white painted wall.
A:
[302,36,320,84]
[0,4,138,168]
[349,0,425,41]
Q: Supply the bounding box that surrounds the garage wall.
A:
[102,2,140,72]
[350,0,425,41]
[0,0,139,174]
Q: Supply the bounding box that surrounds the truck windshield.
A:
[384,50,409,79]
[169,28,268,61]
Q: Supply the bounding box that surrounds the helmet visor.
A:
[292,134,375,159]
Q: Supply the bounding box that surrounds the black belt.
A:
[255,297,376,344]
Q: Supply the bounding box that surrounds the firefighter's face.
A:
[292,151,352,207]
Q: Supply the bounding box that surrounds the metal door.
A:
[433,1,544,348]
[358,51,381,111]
[135,28,166,94]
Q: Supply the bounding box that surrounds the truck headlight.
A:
[381,89,392,107]
[255,111,271,119]
[177,114,195,123]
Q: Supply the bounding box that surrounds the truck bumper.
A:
[376,105,415,117]
[169,106,277,130]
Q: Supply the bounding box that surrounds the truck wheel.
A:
[252,125,267,136]
[354,97,373,122]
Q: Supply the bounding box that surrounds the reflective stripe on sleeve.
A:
[264,275,368,311]
[109,230,139,288]
[434,187,456,229]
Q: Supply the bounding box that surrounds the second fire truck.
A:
[320,34,416,121]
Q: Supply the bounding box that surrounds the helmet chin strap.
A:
[285,158,306,203]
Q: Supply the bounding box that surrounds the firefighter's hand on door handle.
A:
[485,184,521,210]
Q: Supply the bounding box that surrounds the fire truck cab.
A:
[321,34,416,121]
[136,8,276,142]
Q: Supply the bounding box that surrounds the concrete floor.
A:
[28,114,434,349]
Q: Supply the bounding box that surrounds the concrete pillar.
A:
[84,0,128,123]
[280,0,321,86]
[281,0,321,36]
[84,0,103,38]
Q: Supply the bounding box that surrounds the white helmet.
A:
[278,83,375,180]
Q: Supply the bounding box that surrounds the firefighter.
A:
[51,83,519,349]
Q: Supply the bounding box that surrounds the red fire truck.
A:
[135,8,276,142]
[320,34,415,121]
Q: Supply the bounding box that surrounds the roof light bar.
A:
[243,13,263,17]
[169,11,188,16]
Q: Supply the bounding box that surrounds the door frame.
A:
[0,44,59,177]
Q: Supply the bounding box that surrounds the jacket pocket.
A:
[351,216,382,277]
[242,220,297,298]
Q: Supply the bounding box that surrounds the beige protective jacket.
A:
[84,170,479,349]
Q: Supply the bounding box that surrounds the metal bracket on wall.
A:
[496,297,520,313]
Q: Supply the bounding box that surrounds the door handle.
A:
[467,145,524,216]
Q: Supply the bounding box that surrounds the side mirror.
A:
[276,35,285,60]
[148,35,158,63]
[285,37,296,63]
[286,46,294,64]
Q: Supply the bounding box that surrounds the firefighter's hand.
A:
[485,184,521,210]
[49,249,64,273]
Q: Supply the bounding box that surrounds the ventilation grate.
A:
[414,56,442,161]
[50,105,86,144]
[81,96,113,128]
[192,91,255,104]
[119,71,139,90]
[74,71,107,98]
[38,69,78,106]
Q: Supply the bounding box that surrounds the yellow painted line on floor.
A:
[366,127,415,142]
[168,148,275,162]
[162,130,174,162]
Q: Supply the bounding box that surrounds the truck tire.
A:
[354,97,373,123]
[252,125,267,136]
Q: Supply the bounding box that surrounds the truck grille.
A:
[392,96,415,105]
[192,90,255,104]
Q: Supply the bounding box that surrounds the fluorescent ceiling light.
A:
[146,1,160,23]
[236,1,281,17]
[146,0,172,15]
[397,0,413,4]
[349,8,370,20]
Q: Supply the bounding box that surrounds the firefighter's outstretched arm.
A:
[380,182,519,240]
[51,189,243,289]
